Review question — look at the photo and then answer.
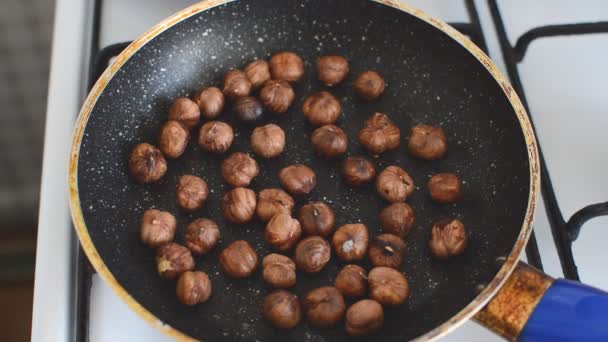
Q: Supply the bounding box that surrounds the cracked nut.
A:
[265,213,302,252]
[159,120,189,159]
[298,201,335,237]
[428,173,462,203]
[429,219,467,260]
[368,266,410,306]
[223,69,251,98]
[302,91,341,126]
[176,175,209,212]
[368,234,406,269]
[140,209,176,248]
[168,97,200,129]
[335,264,367,298]
[332,224,369,262]
[222,187,257,224]
[198,121,234,154]
[219,240,258,278]
[256,188,295,222]
[184,218,220,255]
[128,143,167,184]
[221,152,259,187]
[294,236,330,273]
[269,51,304,82]
[176,271,212,306]
[233,96,264,123]
[379,202,415,238]
[358,112,400,155]
[345,299,383,336]
[408,124,447,160]
[310,124,348,158]
[316,55,349,86]
[193,86,224,120]
[262,253,296,288]
[341,156,376,186]
[303,286,346,328]
[259,80,295,114]
[354,70,385,100]
[278,164,317,195]
[156,243,195,280]
[263,290,301,329]
[376,166,414,203]
[244,59,271,89]
[250,124,285,159]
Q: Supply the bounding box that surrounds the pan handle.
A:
[474,262,608,341]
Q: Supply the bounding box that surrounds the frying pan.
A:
[67,0,608,341]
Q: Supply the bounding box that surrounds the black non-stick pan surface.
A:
[75,0,530,340]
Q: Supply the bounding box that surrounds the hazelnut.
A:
[368,234,406,269]
[335,264,367,298]
[379,203,415,238]
[176,175,209,212]
[303,286,346,328]
[128,143,167,184]
[159,120,189,159]
[310,124,348,158]
[256,188,295,222]
[316,55,349,86]
[345,299,384,336]
[259,80,295,114]
[263,290,301,329]
[354,71,385,100]
[265,213,302,252]
[221,152,259,187]
[140,209,176,248]
[302,91,341,126]
[428,173,462,203]
[408,124,447,160]
[376,166,414,203]
[269,51,304,82]
[223,69,251,98]
[156,243,195,280]
[193,86,224,119]
[429,219,467,260]
[219,240,258,278]
[244,59,271,89]
[368,267,410,306]
[176,271,212,306]
[198,121,234,154]
[184,218,220,255]
[332,224,369,262]
[168,97,200,129]
[222,187,257,224]
[298,201,335,237]
[262,253,296,288]
[294,236,330,273]
[358,113,400,155]
[233,96,264,124]
[250,124,285,159]
[278,164,317,195]
[341,156,376,186]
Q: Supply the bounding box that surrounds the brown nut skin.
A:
[159,120,189,159]
[176,271,212,306]
[303,286,346,328]
[368,267,410,306]
[176,175,209,212]
[259,80,295,114]
[358,113,401,155]
[221,187,257,224]
[168,97,200,129]
[263,290,302,329]
[269,51,304,82]
[128,143,167,184]
[184,218,220,255]
[379,202,415,238]
[193,86,224,120]
[262,254,296,288]
[278,164,317,195]
[221,152,259,188]
[156,243,195,280]
[310,124,348,158]
[354,70,385,100]
[302,91,341,126]
[408,124,447,160]
[294,236,331,273]
[223,69,251,98]
[250,124,285,159]
[428,173,462,203]
[335,264,367,298]
[244,59,271,89]
[233,96,264,124]
[198,121,234,154]
[219,240,258,278]
[341,156,376,186]
[265,213,302,252]
[345,299,384,336]
[429,219,467,260]
[256,188,295,222]
[332,224,369,262]
[316,55,349,86]
[298,201,335,237]
[369,234,406,269]
[376,166,415,203]
[140,209,176,248]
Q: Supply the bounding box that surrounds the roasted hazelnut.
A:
[358,113,400,155]
[262,253,296,288]
[193,86,224,119]
[369,234,406,269]
[176,271,212,306]
[278,164,317,195]
[223,69,251,98]
[332,224,369,262]
[408,124,447,160]
[185,218,220,255]
[269,51,304,82]
[265,213,302,252]
[221,152,259,187]
[168,97,200,129]
[379,202,415,238]
[376,166,414,203]
[128,143,167,184]
[428,173,462,203]
[429,219,467,260]
[256,188,295,222]
[354,71,385,100]
[335,264,367,298]
[341,156,376,186]
[294,236,330,273]
[219,240,258,278]
[303,286,346,328]
[244,59,271,89]
[368,267,410,306]
[263,290,302,329]
[198,121,234,154]
[310,124,348,158]
[298,201,335,237]
[316,55,349,86]
[259,80,295,114]
[345,299,384,336]
[250,124,286,159]
[159,120,189,159]
[140,209,176,248]
[176,175,209,212]
[156,243,195,280]
[302,91,341,126]
[222,187,257,224]
[233,96,264,124]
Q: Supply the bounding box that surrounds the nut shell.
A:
[358,113,400,155]
[310,124,348,158]
[176,175,209,212]
[429,219,467,260]
[198,121,234,154]
[379,202,415,238]
[376,166,414,203]
[156,243,195,280]
[265,213,302,252]
[259,80,295,114]
[408,124,447,160]
[176,271,212,306]
[368,234,406,269]
[140,209,176,248]
[345,299,384,336]
[193,86,224,119]
[223,69,251,98]
[335,264,367,298]
[341,156,376,186]
[278,164,317,195]
[354,71,385,100]
[368,267,410,306]
[244,59,271,89]
[316,55,349,86]
[294,236,330,273]
[233,96,264,123]
[256,188,295,222]
[219,240,258,278]
[263,290,302,329]
[159,120,189,159]
[262,253,296,288]
[222,187,257,224]
[303,286,346,328]
[332,224,369,261]
[221,152,259,188]
[128,143,167,184]
[184,218,220,255]
[168,97,200,129]
[250,124,285,159]
[428,173,462,203]
[298,202,335,237]
[269,51,304,82]
[302,91,341,126]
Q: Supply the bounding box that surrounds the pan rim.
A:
[67,0,540,341]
